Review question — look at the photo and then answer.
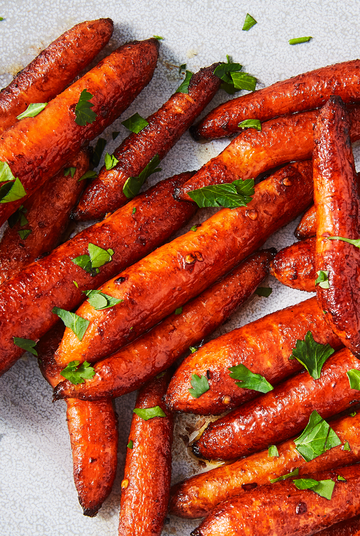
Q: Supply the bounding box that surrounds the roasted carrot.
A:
[118,370,173,536]
[0,172,196,376]
[170,412,360,518]
[191,59,360,141]
[74,63,222,221]
[0,149,89,285]
[314,96,360,357]
[37,324,118,517]
[295,204,317,239]
[316,516,360,536]
[54,161,314,368]
[269,237,316,292]
[192,347,360,461]
[165,297,341,415]
[53,250,273,401]
[0,19,113,136]
[0,38,159,226]
[191,464,360,536]
[177,105,360,202]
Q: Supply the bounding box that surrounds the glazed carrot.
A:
[0,172,196,376]
[295,204,317,239]
[192,347,360,461]
[0,19,113,135]
[191,464,360,536]
[165,297,341,415]
[0,38,160,226]
[53,250,273,401]
[118,370,173,536]
[177,105,360,202]
[191,59,360,141]
[0,149,89,285]
[54,161,314,368]
[37,324,118,517]
[316,516,360,536]
[170,412,360,518]
[269,237,316,292]
[74,63,222,221]
[314,96,360,357]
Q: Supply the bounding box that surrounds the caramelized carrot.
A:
[316,516,360,536]
[54,161,313,368]
[0,19,113,135]
[0,38,159,226]
[295,204,317,239]
[270,237,316,292]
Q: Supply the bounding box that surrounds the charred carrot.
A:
[191,464,360,536]
[74,63,222,221]
[170,412,360,518]
[314,96,360,357]
[177,106,360,202]
[316,516,360,536]
[118,370,173,536]
[192,347,360,461]
[0,38,159,226]
[191,59,360,141]
[295,204,317,239]
[37,324,118,517]
[54,161,313,368]
[0,172,196,376]
[0,149,89,285]
[270,237,316,292]
[53,250,273,401]
[165,297,341,415]
[0,19,113,135]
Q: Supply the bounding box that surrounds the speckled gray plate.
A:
[1,1,360,535]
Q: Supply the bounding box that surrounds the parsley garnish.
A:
[127,440,133,449]
[239,119,261,131]
[327,236,360,248]
[64,167,76,178]
[179,63,187,74]
[123,154,161,199]
[16,102,47,120]
[0,161,16,183]
[289,332,334,380]
[350,411,357,417]
[190,225,198,232]
[343,441,351,451]
[91,138,106,167]
[0,177,26,203]
[255,287,272,297]
[338,475,346,481]
[73,281,79,288]
[293,411,341,462]
[214,58,243,94]
[229,363,273,393]
[122,113,149,134]
[189,346,197,353]
[189,373,210,398]
[268,445,279,457]
[188,178,254,209]
[72,243,114,276]
[270,467,299,483]
[8,205,28,228]
[18,229,31,240]
[289,36,313,45]
[174,307,183,315]
[153,35,164,40]
[176,71,193,94]
[13,337,38,356]
[347,369,360,390]
[104,153,119,171]
[83,289,123,310]
[315,270,330,289]
[133,406,166,420]
[242,13,257,31]
[231,72,257,91]
[293,478,335,500]
[52,307,90,341]
[74,89,97,126]
[60,360,95,384]
[79,170,97,182]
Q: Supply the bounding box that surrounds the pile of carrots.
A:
[2,17,360,536]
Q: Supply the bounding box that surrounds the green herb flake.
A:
[337,475,346,481]
[179,63,187,74]
[91,138,106,167]
[268,445,279,457]
[132,207,136,214]
[123,154,161,199]
[133,406,166,420]
[153,35,164,40]
[8,205,28,228]
[156,371,167,379]
[122,113,149,134]
[104,152,119,171]
[73,281,79,288]
[88,243,114,268]
[60,360,95,385]
[16,102,47,120]
[242,13,257,31]
[294,410,341,462]
[52,307,90,341]
[343,441,351,452]
[0,161,16,183]
[315,270,330,289]
[176,71,193,94]
[189,346,197,354]
[18,229,31,240]
[74,89,97,126]
[239,119,261,131]
[214,62,243,85]
[231,72,257,92]
[328,235,360,248]
[0,17,4,21]
[190,225,198,232]
[0,177,26,203]
[350,411,357,417]
[293,478,335,500]
[255,287,272,298]
[189,373,210,398]
[64,167,76,178]
[289,36,313,45]
[127,440,133,449]
[188,178,254,209]
[347,369,360,390]
[229,363,273,393]
[79,170,97,182]
[174,307,183,315]
[270,467,299,484]
[289,331,334,380]
[112,131,120,140]
[84,289,123,310]
[13,337,38,356]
